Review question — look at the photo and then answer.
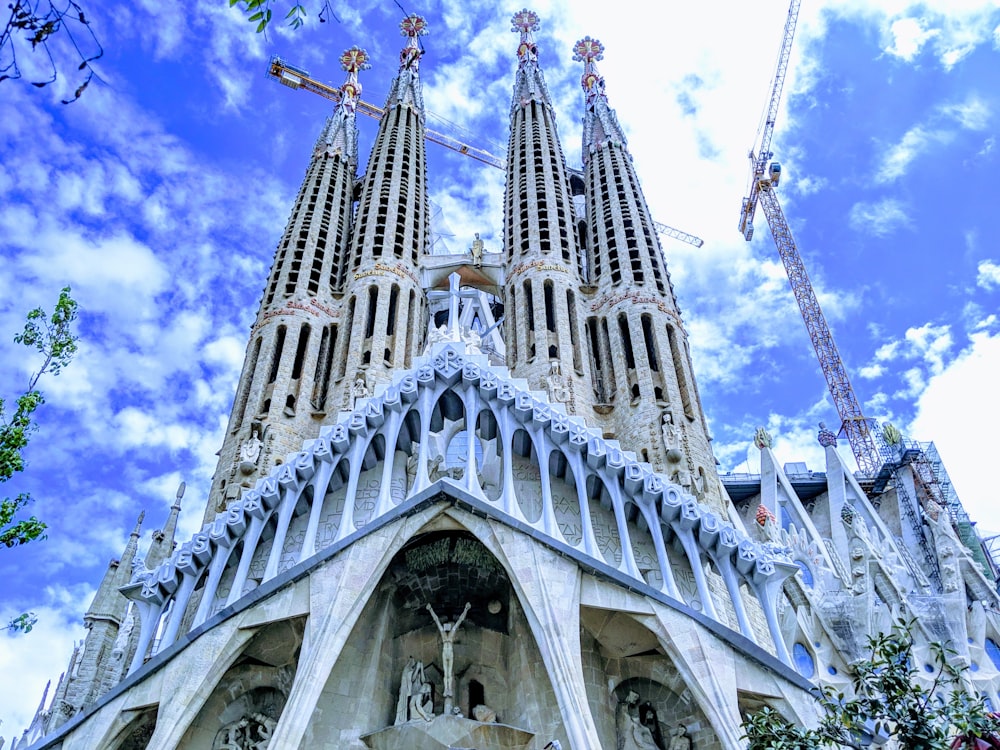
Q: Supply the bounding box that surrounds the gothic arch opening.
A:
[104,707,157,750]
[304,529,560,746]
[175,617,304,749]
[580,607,712,749]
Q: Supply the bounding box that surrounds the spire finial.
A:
[131,510,145,537]
[398,15,427,72]
[511,9,540,68]
[338,46,370,112]
[573,36,606,106]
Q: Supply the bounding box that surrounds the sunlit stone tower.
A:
[573,38,723,511]
[503,10,591,411]
[204,48,368,520]
[23,10,1000,750]
[337,15,429,399]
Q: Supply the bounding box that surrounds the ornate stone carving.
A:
[213,712,276,750]
[615,690,662,750]
[426,602,471,714]
[395,657,427,725]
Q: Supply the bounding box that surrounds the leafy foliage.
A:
[228,0,340,33]
[6,611,38,634]
[0,0,103,102]
[1,287,79,549]
[743,621,1000,750]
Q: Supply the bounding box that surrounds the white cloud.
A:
[912,330,1000,533]
[884,17,938,61]
[977,260,1000,290]
[848,198,912,236]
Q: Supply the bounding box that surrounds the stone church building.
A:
[16,11,1000,750]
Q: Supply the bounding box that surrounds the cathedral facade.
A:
[16,11,1000,750]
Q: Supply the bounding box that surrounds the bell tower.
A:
[574,38,722,510]
[502,10,592,413]
[203,47,367,520]
[335,15,430,405]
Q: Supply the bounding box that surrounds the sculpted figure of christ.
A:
[426,601,471,705]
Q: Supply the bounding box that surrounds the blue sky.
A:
[1,0,998,737]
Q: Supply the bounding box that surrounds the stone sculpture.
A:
[426,601,471,713]
[667,724,691,750]
[409,681,434,722]
[470,232,484,266]
[238,426,263,472]
[615,690,660,750]
[395,657,426,725]
[352,372,370,400]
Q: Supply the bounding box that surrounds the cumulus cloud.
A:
[977,260,1000,290]
[912,329,1000,531]
[884,17,939,61]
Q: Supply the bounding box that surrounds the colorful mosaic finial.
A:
[399,14,427,71]
[573,36,605,105]
[817,422,838,448]
[338,46,370,112]
[511,9,540,68]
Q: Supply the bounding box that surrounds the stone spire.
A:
[203,48,368,521]
[84,511,143,622]
[46,510,145,732]
[146,484,182,568]
[573,37,627,157]
[509,9,554,114]
[336,16,430,403]
[573,37,723,511]
[503,10,590,411]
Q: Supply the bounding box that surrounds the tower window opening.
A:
[267,326,287,385]
[405,290,419,368]
[364,286,379,338]
[543,281,556,333]
[641,315,659,373]
[524,279,535,361]
[311,324,337,410]
[618,314,640,402]
[587,318,605,403]
[337,298,355,381]
[600,317,616,403]
[667,324,694,418]
[567,289,582,374]
[232,337,262,431]
[291,323,311,380]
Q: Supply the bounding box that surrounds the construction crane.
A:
[736,0,882,478]
[267,57,704,249]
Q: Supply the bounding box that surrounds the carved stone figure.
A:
[213,713,275,750]
[667,724,691,750]
[409,682,434,722]
[470,232,484,266]
[616,690,659,750]
[661,412,682,463]
[546,361,569,403]
[426,601,471,712]
[239,426,263,472]
[473,704,497,723]
[352,372,370,400]
[639,702,666,749]
[395,657,425,725]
